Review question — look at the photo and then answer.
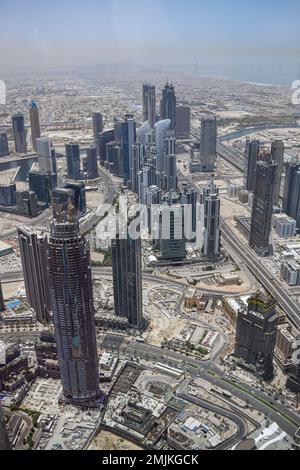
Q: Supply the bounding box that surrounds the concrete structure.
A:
[271,140,285,206]
[200,116,217,172]
[48,218,100,405]
[92,112,103,144]
[160,82,176,130]
[65,143,81,180]
[36,138,57,174]
[29,101,41,152]
[234,293,279,380]
[201,181,221,259]
[249,159,277,256]
[175,106,190,139]
[86,146,98,179]
[0,133,9,157]
[244,140,260,191]
[18,226,50,324]
[275,217,296,238]
[121,115,136,185]
[0,183,16,207]
[15,190,38,217]
[283,162,300,231]
[143,84,156,129]
[155,119,171,174]
[12,113,27,154]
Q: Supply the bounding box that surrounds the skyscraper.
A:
[249,159,277,256]
[66,143,81,180]
[131,143,143,193]
[175,106,191,139]
[29,171,57,205]
[0,405,10,451]
[0,133,9,157]
[201,181,221,259]
[0,278,5,313]
[160,82,176,130]
[286,336,300,393]
[12,113,27,154]
[18,227,50,324]
[271,140,285,205]
[36,138,57,174]
[64,181,87,214]
[29,101,41,152]
[158,202,186,261]
[143,84,156,129]
[121,115,136,185]
[48,217,100,405]
[86,146,98,179]
[200,116,217,172]
[92,112,103,145]
[283,162,300,231]
[155,119,171,173]
[244,140,260,191]
[164,131,177,191]
[112,216,143,329]
[234,292,279,380]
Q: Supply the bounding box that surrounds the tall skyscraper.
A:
[163,131,177,191]
[155,119,171,173]
[249,159,277,256]
[283,162,300,231]
[200,116,217,172]
[92,112,103,145]
[0,133,9,157]
[286,336,300,393]
[244,140,260,191]
[131,144,143,193]
[12,113,27,154]
[0,405,10,451]
[86,146,98,179]
[143,84,156,129]
[112,216,143,329]
[98,129,115,164]
[271,140,285,205]
[48,217,100,405]
[65,143,81,180]
[158,202,186,261]
[18,227,50,324]
[29,171,57,205]
[0,278,5,313]
[234,293,279,380]
[175,106,191,139]
[201,181,221,259]
[36,138,57,174]
[121,115,136,185]
[29,101,41,152]
[160,82,176,130]
[64,182,86,214]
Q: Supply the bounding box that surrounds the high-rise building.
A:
[201,181,221,259]
[143,84,156,129]
[131,144,143,193]
[160,82,176,130]
[0,184,16,206]
[0,133,9,157]
[65,143,81,180]
[0,278,5,313]
[158,202,186,261]
[92,112,103,145]
[106,141,122,177]
[18,226,50,324]
[29,171,57,205]
[200,116,217,172]
[234,293,279,380]
[271,140,285,205]
[175,106,191,139]
[249,159,277,256]
[12,113,27,154]
[244,140,260,191]
[86,146,98,179]
[0,405,10,451]
[48,218,100,405]
[112,217,143,329]
[155,119,171,173]
[98,129,115,164]
[283,162,300,231]
[286,337,300,393]
[29,101,41,152]
[64,182,86,214]
[15,190,38,217]
[121,115,136,185]
[36,138,57,174]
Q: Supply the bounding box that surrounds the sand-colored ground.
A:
[144,303,187,347]
[89,431,142,451]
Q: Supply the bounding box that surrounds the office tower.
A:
[155,119,171,173]
[234,293,279,380]
[283,162,300,231]
[180,183,198,237]
[244,140,260,191]
[86,146,98,179]
[0,405,10,451]
[200,116,217,172]
[65,143,81,180]
[29,171,57,205]
[18,227,50,324]
[137,121,151,146]
[160,82,176,130]
[0,133,9,157]
[12,113,27,154]
[286,337,300,393]
[92,112,103,144]
[158,202,186,261]
[36,138,57,174]
[131,144,143,193]
[98,129,115,164]
[271,140,285,205]
[29,101,41,152]
[175,106,191,139]
[0,279,5,313]
[15,190,38,217]
[163,130,177,191]
[201,181,221,259]
[249,159,277,256]
[121,115,136,185]
[0,183,16,206]
[143,84,156,129]
[112,217,143,329]
[48,216,100,405]
[64,182,86,213]
[106,141,122,177]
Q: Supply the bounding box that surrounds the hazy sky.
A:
[0,0,299,82]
